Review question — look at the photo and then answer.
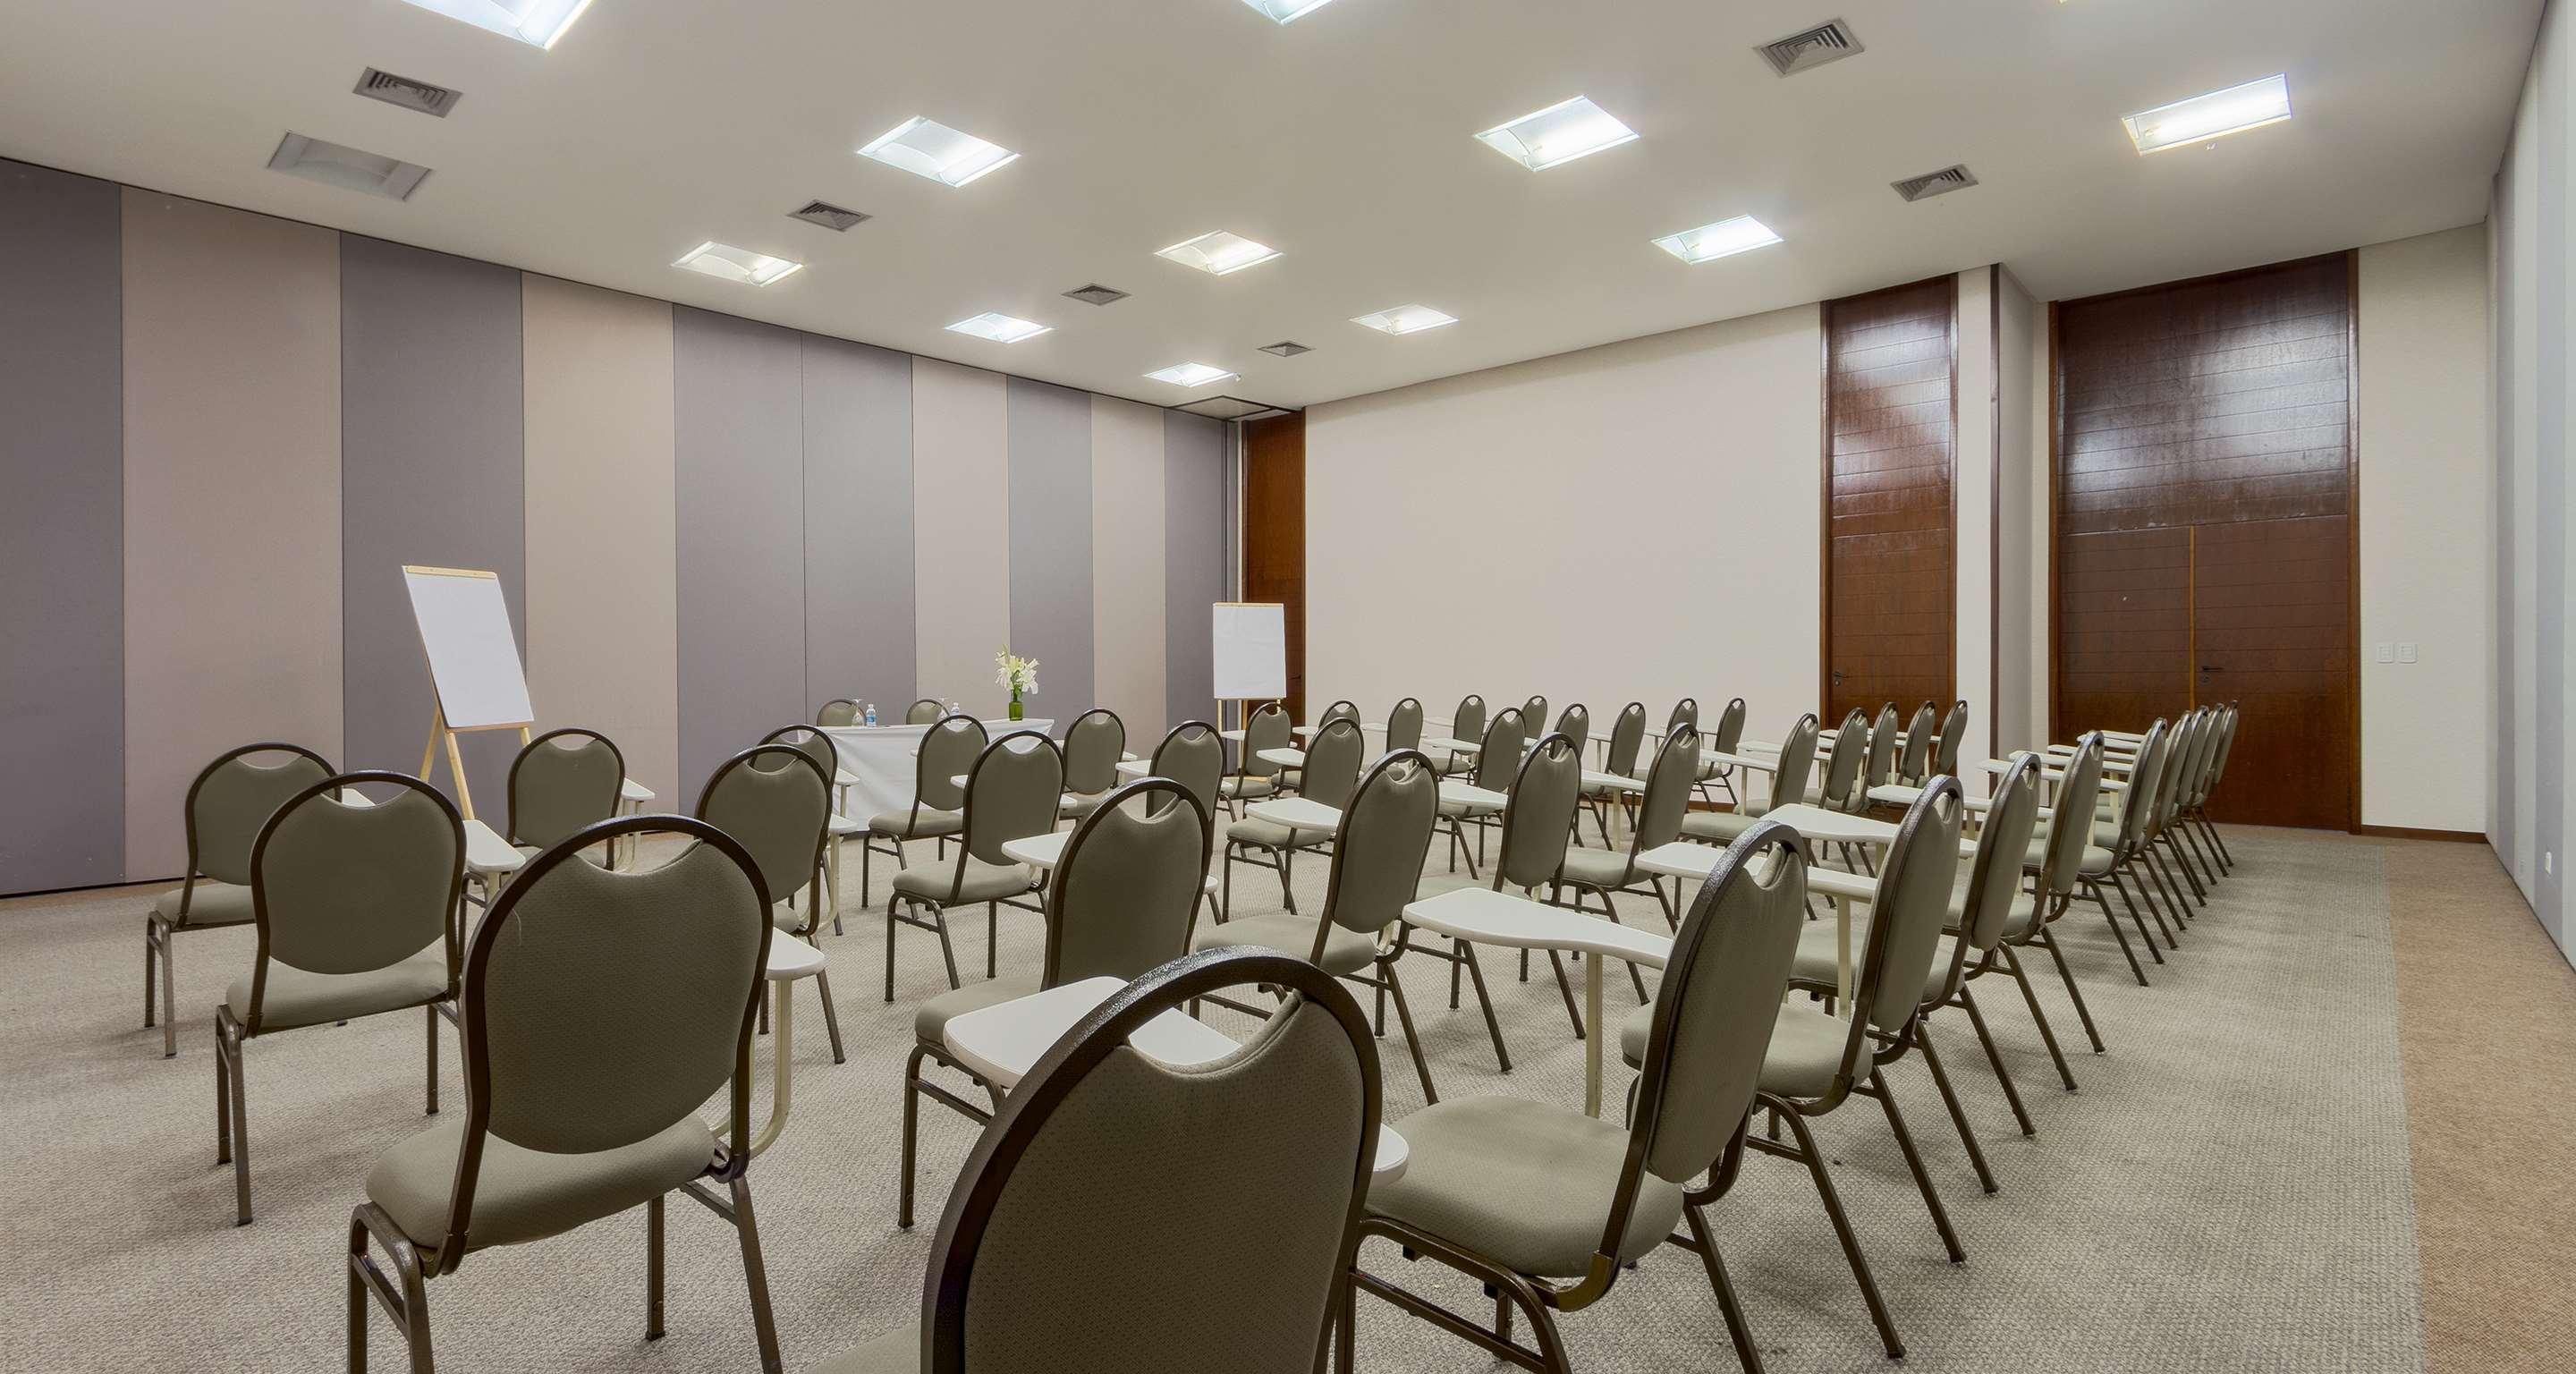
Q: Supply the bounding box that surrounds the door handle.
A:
[1831,670,1844,686]
[2199,665,2220,673]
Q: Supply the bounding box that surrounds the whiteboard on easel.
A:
[402,566,534,731]
[1211,602,1286,700]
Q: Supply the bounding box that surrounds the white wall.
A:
[1954,268,1997,791]
[1306,305,1822,749]
[1996,267,2043,752]
[2357,225,2494,834]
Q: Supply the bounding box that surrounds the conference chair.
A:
[2161,708,2228,895]
[1521,695,1549,748]
[2169,702,2238,875]
[2091,717,2186,952]
[860,713,985,907]
[1385,695,1426,752]
[1195,751,1445,1103]
[898,777,1212,1227]
[1413,734,1584,1070]
[1436,707,1528,876]
[2039,719,2170,987]
[883,732,1059,999]
[1148,719,1226,818]
[1679,713,1822,849]
[2002,734,2114,1069]
[904,699,943,725]
[817,698,861,727]
[2190,703,2241,869]
[1552,702,1591,759]
[1666,696,1699,742]
[1439,694,1487,777]
[1698,695,1750,805]
[758,724,868,929]
[1928,699,1970,780]
[1055,708,1127,819]
[345,815,784,1374]
[1292,700,1361,790]
[1860,703,1902,795]
[465,727,626,922]
[1222,717,1363,919]
[821,947,1378,1374]
[1355,824,1808,1374]
[1223,701,1292,817]
[212,772,462,1226]
[143,741,334,1058]
[1556,729,1700,936]
[1579,701,1648,846]
[699,742,845,1065]
[1895,701,1938,788]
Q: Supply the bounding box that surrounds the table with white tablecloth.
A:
[820,719,1054,819]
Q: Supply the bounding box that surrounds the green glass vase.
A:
[1009,690,1024,722]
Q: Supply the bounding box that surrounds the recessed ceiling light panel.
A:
[1351,305,1457,335]
[1156,230,1283,276]
[1145,362,1238,387]
[1473,96,1639,171]
[396,0,597,49]
[1652,215,1784,265]
[672,241,803,287]
[946,312,1051,344]
[267,133,431,201]
[2123,74,2292,155]
[1239,0,1339,23]
[858,117,1020,187]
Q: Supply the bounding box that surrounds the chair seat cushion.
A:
[365,1114,717,1253]
[893,857,1036,905]
[1946,888,2040,943]
[1193,914,1376,975]
[1226,817,1331,851]
[1220,776,1277,801]
[1366,1097,1682,1280]
[1555,848,1635,890]
[2024,838,2114,877]
[1677,810,1763,844]
[1790,924,1971,1005]
[816,1321,920,1374]
[155,880,255,928]
[228,947,450,1032]
[915,974,1041,1044]
[870,808,963,840]
[1621,999,1857,1100]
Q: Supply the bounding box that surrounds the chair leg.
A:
[646,1194,666,1341]
[2036,923,2108,1051]
[217,1020,253,1226]
[1545,951,1586,1040]
[2161,835,2208,905]
[2199,812,2234,869]
[986,902,998,980]
[2104,871,2170,959]
[1279,849,1300,914]
[1957,984,2036,1133]
[2000,944,2080,1088]
[883,895,901,1003]
[2135,858,2187,938]
[142,918,159,1032]
[726,1175,786,1374]
[161,924,182,1058]
[933,906,962,990]
[1458,941,1512,1073]
[1378,960,1440,1105]
[347,1204,435,1374]
[423,1004,440,1115]
[811,971,847,1064]
[899,1043,927,1228]
[1769,1102,1904,1358]
[1914,1029,2001,1192]
[1223,847,1237,922]
[1681,1201,1766,1374]
[1869,1069,1967,1260]
[2083,879,2153,984]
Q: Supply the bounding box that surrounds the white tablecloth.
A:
[820,719,1054,820]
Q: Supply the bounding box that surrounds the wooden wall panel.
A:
[1242,412,1306,724]
[1824,277,1956,724]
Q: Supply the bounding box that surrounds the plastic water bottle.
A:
[862,701,878,727]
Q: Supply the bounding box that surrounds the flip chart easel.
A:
[1211,601,1288,732]
[402,565,536,821]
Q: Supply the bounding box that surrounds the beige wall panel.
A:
[1091,394,1168,742]
[912,359,1013,717]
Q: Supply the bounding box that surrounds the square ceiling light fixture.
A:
[1239,0,1340,22]
[859,117,1020,187]
[672,241,803,287]
[396,0,597,48]
[946,312,1051,344]
[1156,230,1283,276]
[1351,304,1457,335]
[1652,214,1784,265]
[1473,96,1639,171]
[2123,74,2292,155]
[1145,362,1238,387]
[267,133,431,201]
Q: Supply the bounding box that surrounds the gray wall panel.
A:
[802,335,914,721]
[1007,377,1093,729]
[340,236,526,818]
[1164,411,1226,731]
[0,161,122,892]
[676,307,807,795]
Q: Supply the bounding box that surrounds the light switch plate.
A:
[2376,643,2394,664]
[2398,642,2419,664]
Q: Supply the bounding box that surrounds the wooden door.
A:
[2052,254,2356,829]
[1242,412,1306,725]
[1823,276,1958,726]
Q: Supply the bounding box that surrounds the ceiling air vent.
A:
[1258,340,1311,358]
[1757,20,1862,77]
[1892,164,1979,203]
[1063,283,1131,306]
[353,68,461,117]
[788,199,869,232]
[266,132,431,201]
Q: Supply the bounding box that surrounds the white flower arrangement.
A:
[995,649,1039,696]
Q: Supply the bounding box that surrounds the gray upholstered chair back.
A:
[1385,697,1425,752]
[1711,697,1747,755]
[1521,696,1547,739]
[1898,701,1937,784]
[508,728,624,851]
[247,774,462,1010]
[1631,729,1700,852]
[906,699,944,725]
[1767,713,1821,810]
[1853,779,1964,1035]
[2190,707,2232,806]
[917,714,989,812]
[1321,751,1440,938]
[1666,697,1698,735]
[1242,703,1292,779]
[1470,708,1528,792]
[964,732,1066,867]
[1062,708,1125,796]
[1626,824,1807,1189]
[1603,701,1647,779]
[2159,709,2206,829]
[1300,718,1367,812]
[1554,703,1590,757]
[1495,734,1581,892]
[1930,700,1970,776]
[1816,708,1870,810]
[1863,704,1901,790]
[1046,779,1213,986]
[1151,721,1225,818]
[817,699,861,727]
[448,817,767,1253]
[2038,735,2107,898]
[2109,719,2170,854]
[2209,704,2241,789]
[1319,700,1360,729]
[921,948,1376,1374]
[695,744,829,903]
[186,742,335,888]
[1451,695,1487,745]
[1956,759,2043,957]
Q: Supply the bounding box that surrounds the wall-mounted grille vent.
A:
[1258,340,1311,357]
[1757,20,1862,77]
[353,68,462,117]
[1063,283,1131,306]
[1892,165,1979,202]
[788,200,869,232]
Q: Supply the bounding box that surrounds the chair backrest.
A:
[2190,706,2232,806]
[918,947,1376,1374]
[2108,719,2171,854]
[1710,697,1747,755]
[1300,718,1367,812]
[1898,701,1937,783]
[1953,757,2044,963]
[244,773,462,1031]
[1150,721,1225,817]
[1929,700,1970,776]
[695,744,830,905]
[1521,696,1547,738]
[1470,708,1528,791]
[1603,701,1647,778]
[916,713,989,813]
[508,727,625,851]
[1494,734,1581,892]
[1385,697,1424,752]
[438,816,768,1267]
[817,699,861,727]
[2207,703,2241,792]
[183,742,335,889]
[1061,708,1126,795]
[1816,708,1871,810]
[1630,729,1701,853]
[1318,700,1360,729]
[1848,778,1964,1039]
[1863,704,1902,790]
[2036,734,2107,898]
[1554,703,1590,757]
[1766,714,1821,810]
[1045,779,1213,986]
[1451,695,1487,746]
[759,723,840,801]
[1319,751,1441,940]
[1241,703,1292,779]
[906,699,944,725]
[1666,697,1698,735]
[962,732,1066,867]
[2158,708,2206,830]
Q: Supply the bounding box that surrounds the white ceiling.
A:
[0,0,2540,410]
